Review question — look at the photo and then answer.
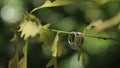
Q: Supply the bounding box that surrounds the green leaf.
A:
[18,14,42,40]
[51,32,59,57]
[17,40,28,68]
[8,34,19,68]
[30,0,79,13]
[46,57,57,68]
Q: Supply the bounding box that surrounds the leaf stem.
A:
[85,34,120,43]
[43,28,72,34]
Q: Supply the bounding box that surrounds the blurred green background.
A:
[0,0,120,68]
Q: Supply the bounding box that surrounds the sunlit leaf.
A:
[51,32,59,57]
[30,0,79,13]
[86,19,103,30]
[83,19,103,35]
[8,34,19,68]
[18,14,42,40]
[17,40,28,68]
[46,57,57,68]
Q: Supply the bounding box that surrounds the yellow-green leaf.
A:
[18,14,42,40]
[80,53,84,65]
[86,19,103,30]
[83,19,103,35]
[39,24,55,47]
[8,34,19,68]
[39,26,55,57]
[57,41,67,57]
[51,32,59,57]
[17,40,28,68]
[79,53,88,66]
[78,48,82,61]
[43,23,51,29]
[39,24,52,43]
[30,0,79,13]
[39,24,55,57]
[46,57,57,68]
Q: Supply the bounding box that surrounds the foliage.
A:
[7,0,120,68]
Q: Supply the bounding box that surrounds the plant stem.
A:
[85,34,120,43]
[43,28,120,43]
[43,28,72,34]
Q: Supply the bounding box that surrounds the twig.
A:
[85,35,120,43]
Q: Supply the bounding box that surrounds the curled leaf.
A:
[18,14,42,40]
[17,40,28,68]
[83,19,103,35]
[30,0,79,13]
[51,32,59,57]
[86,19,103,30]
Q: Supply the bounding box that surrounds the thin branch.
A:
[85,35,120,43]
[42,28,72,34]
